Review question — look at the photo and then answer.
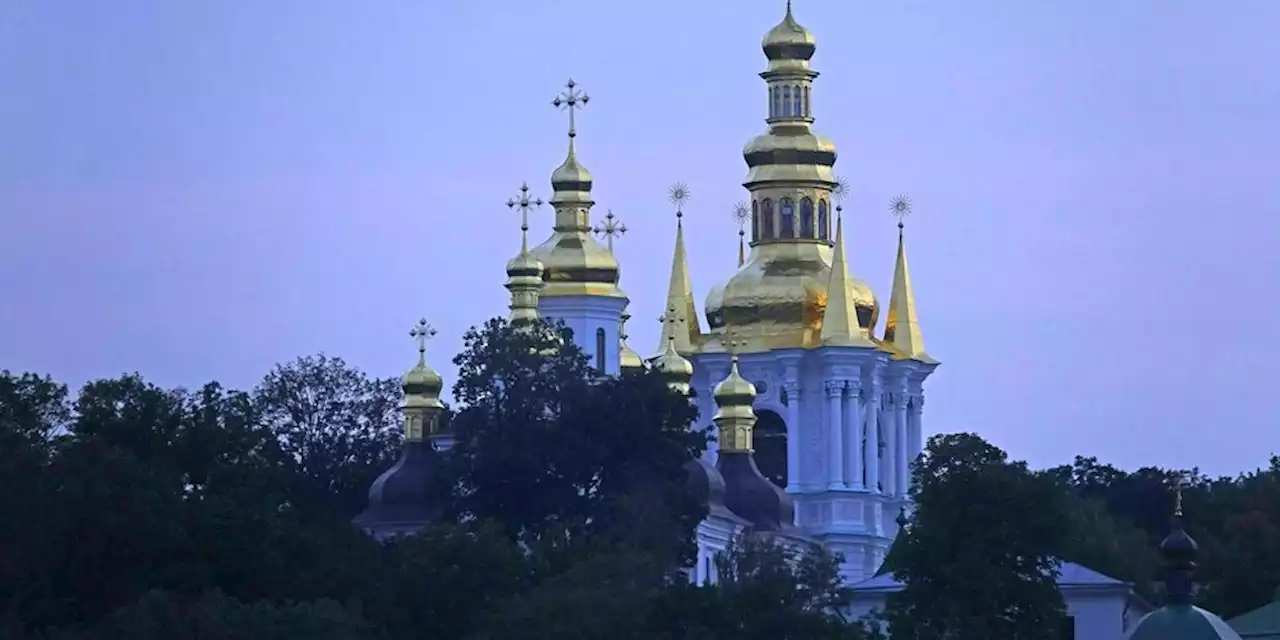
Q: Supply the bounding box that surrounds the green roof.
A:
[1129,605,1243,640]
[1228,600,1280,638]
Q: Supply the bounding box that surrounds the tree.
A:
[252,354,403,518]
[443,318,707,566]
[884,433,1070,639]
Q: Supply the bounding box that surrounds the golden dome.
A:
[505,249,544,280]
[705,282,727,330]
[713,356,757,406]
[528,232,621,297]
[551,147,592,190]
[404,320,446,411]
[656,336,694,394]
[716,243,878,351]
[762,2,815,62]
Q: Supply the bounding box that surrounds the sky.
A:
[2,0,1278,476]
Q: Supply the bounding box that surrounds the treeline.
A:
[0,318,1276,638]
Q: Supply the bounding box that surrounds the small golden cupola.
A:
[715,3,879,352]
[656,313,695,395]
[712,351,759,453]
[618,311,645,372]
[882,196,937,364]
[529,79,624,299]
[505,182,547,326]
[402,319,447,441]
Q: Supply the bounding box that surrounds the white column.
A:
[895,393,909,496]
[824,380,844,489]
[844,381,863,488]
[863,387,880,493]
[784,381,802,491]
[880,395,895,496]
[909,393,925,462]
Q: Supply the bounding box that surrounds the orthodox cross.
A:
[593,210,626,251]
[1174,474,1188,517]
[668,182,691,219]
[410,318,436,358]
[890,194,912,232]
[552,79,589,138]
[506,182,543,250]
[723,331,747,357]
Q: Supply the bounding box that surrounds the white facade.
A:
[688,346,935,585]
[539,294,629,376]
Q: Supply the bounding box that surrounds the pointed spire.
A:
[657,183,702,354]
[821,205,875,347]
[883,196,936,363]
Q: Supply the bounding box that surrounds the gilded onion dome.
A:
[656,334,694,395]
[529,80,624,299]
[713,4,878,351]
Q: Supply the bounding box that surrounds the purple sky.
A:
[3,0,1278,476]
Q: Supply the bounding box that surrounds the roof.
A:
[1229,599,1280,638]
[851,560,1127,593]
[1129,605,1243,640]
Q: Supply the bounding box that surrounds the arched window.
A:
[781,86,792,116]
[772,87,781,118]
[751,200,760,242]
[595,327,606,372]
[803,86,810,117]
[800,198,814,237]
[761,198,774,238]
[754,410,788,488]
[818,199,829,240]
[779,198,795,238]
[792,85,802,117]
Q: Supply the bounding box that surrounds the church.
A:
[353,4,1243,639]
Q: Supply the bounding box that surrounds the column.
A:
[909,393,925,462]
[784,381,802,491]
[863,387,879,493]
[880,394,895,495]
[824,380,844,489]
[844,381,863,488]
[895,393,909,496]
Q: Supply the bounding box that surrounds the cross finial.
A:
[1174,475,1187,518]
[668,182,691,219]
[507,182,544,252]
[409,318,437,361]
[723,330,747,358]
[593,210,627,251]
[552,79,590,139]
[890,194,912,232]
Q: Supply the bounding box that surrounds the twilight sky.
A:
[2,1,1277,476]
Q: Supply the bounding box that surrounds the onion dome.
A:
[618,311,645,372]
[684,458,743,524]
[762,1,815,62]
[656,334,694,394]
[704,282,727,331]
[713,355,798,534]
[1128,490,1242,640]
[354,319,447,540]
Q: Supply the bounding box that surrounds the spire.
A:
[505,183,546,325]
[1159,479,1199,606]
[656,310,694,394]
[821,205,875,347]
[657,182,702,354]
[883,196,936,363]
[713,336,758,452]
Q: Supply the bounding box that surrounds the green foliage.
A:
[77,590,374,640]
[885,433,1070,640]
[444,318,708,566]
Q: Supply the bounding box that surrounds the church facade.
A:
[524,3,936,586]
